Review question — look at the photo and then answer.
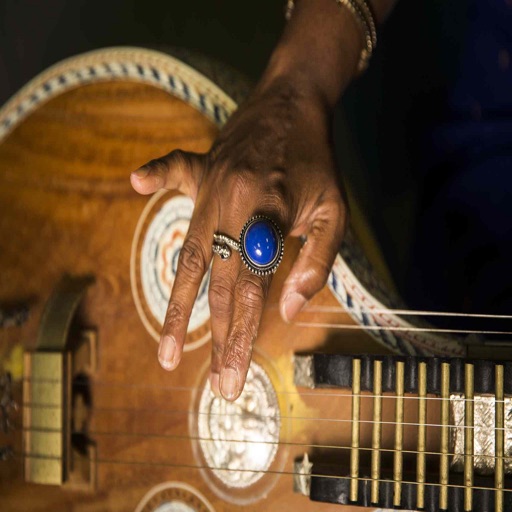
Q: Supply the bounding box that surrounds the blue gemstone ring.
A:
[212,216,284,275]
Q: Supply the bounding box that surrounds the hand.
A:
[128,0,384,400]
[131,76,347,401]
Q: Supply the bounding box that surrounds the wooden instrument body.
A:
[0,49,470,511]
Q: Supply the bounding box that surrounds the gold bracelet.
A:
[285,0,377,73]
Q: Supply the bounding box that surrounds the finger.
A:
[208,252,240,396]
[208,190,262,396]
[280,203,346,322]
[158,198,217,371]
[130,149,204,199]
[220,268,271,401]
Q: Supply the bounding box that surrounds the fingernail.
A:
[220,368,239,401]
[158,335,176,370]
[281,292,307,323]
[132,167,149,179]
[210,372,221,397]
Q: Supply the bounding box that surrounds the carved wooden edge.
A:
[36,275,94,351]
[154,45,252,106]
[0,46,238,138]
[0,46,465,358]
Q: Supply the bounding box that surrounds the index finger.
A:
[158,197,216,371]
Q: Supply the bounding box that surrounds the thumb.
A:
[130,149,205,200]
[280,210,346,322]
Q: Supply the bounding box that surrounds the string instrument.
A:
[1,48,511,512]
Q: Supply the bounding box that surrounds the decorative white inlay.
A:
[197,362,280,488]
[154,502,196,512]
[140,195,210,332]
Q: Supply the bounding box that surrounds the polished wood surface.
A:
[0,80,431,511]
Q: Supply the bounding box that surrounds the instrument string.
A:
[272,304,512,320]
[4,302,509,322]
[266,301,512,337]
[14,403,512,432]
[5,304,512,335]
[17,381,512,404]
[11,426,512,462]
[293,321,512,337]
[9,451,512,494]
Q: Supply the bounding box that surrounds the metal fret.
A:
[291,354,512,511]
[370,359,383,504]
[495,364,505,512]
[439,362,451,510]
[416,361,427,510]
[464,363,474,511]
[393,361,405,508]
[350,358,361,503]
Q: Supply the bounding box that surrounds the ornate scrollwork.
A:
[0,446,13,461]
[0,373,16,462]
[0,372,16,434]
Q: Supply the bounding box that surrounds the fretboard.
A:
[294,354,512,512]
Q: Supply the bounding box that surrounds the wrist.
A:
[258,0,362,109]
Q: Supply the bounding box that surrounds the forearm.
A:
[258,0,398,108]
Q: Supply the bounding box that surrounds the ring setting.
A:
[212,216,284,275]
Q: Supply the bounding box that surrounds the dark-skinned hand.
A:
[131,76,347,401]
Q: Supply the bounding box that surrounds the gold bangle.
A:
[285,0,377,73]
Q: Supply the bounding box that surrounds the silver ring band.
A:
[212,233,240,261]
[213,233,240,252]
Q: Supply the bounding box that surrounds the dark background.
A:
[0,0,285,106]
